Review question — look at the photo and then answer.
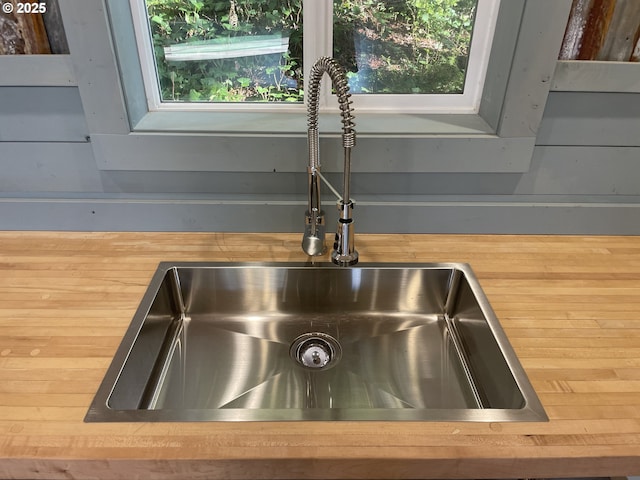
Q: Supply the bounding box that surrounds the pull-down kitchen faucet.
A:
[301,56,358,266]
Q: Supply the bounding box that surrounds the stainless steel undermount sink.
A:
[86,262,547,422]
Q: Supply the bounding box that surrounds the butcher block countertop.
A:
[1,231,640,480]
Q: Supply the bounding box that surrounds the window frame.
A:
[131,0,501,115]
[58,0,572,173]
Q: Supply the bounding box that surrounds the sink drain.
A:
[290,333,342,370]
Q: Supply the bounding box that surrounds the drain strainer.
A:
[290,332,342,370]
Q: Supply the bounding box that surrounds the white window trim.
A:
[130,0,500,114]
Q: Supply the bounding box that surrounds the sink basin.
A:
[86,262,547,422]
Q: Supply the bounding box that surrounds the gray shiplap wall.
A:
[1,86,640,233]
[1,18,640,234]
[2,85,640,234]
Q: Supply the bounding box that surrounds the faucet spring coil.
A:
[307,56,356,138]
[342,132,356,148]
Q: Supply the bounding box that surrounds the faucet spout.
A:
[302,56,358,266]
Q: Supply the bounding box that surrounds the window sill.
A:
[133,110,496,137]
[89,108,535,173]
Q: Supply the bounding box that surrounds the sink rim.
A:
[86,261,548,423]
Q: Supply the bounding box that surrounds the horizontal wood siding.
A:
[0,55,76,87]
[0,87,88,142]
[0,84,639,232]
[537,92,640,146]
[0,143,99,192]
[552,61,640,93]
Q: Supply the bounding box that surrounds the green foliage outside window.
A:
[146,0,477,102]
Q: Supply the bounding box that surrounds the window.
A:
[131,0,500,113]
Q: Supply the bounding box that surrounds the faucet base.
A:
[331,249,359,267]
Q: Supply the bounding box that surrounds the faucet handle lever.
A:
[302,209,326,256]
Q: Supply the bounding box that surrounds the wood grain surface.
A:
[0,232,639,479]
